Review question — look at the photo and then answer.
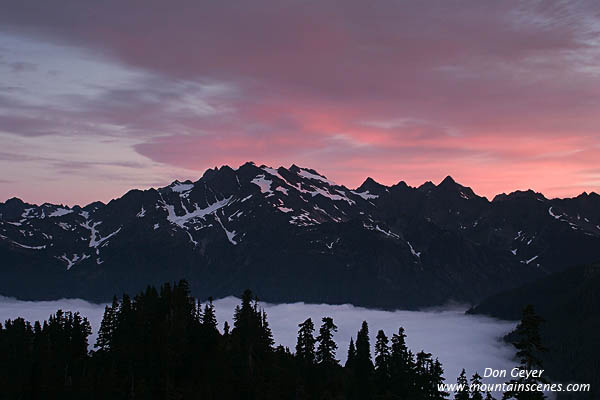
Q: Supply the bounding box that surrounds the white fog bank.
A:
[0,296,517,388]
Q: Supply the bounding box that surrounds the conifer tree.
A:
[202,297,218,331]
[316,317,338,365]
[415,351,449,399]
[233,289,254,335]
[390,327,415,397]
[432,359,449,399]
[503,305,547,400]
[374,329,391,395]
[346,337,357,369]
[96,297,118,352]
[470,372,484,400]
[232,289,257,352]
[455,369,469,400]
[259,309,275,351]
[375,330,390,373]
[296,318,316,364]
[355,321,373,370]
[352,321,374,399]
[223,321,230,336]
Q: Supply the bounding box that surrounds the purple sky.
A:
[1,1,599,205]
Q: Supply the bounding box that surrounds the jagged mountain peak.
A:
[492,189,546,202]
[2,162,600,309]
[5,197,25,205]
[356,177,386,191]
[418,181,436,191]
[439,175,457,186]
[430,175,480,200]
[576,191,600,199]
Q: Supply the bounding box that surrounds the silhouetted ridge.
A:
[1,162,600,310]
[492,189,546,203]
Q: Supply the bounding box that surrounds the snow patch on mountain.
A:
[290,211,319,226]
[49,208,73,217]
[171,183,194,193]
[548,207,562,220]
[81,221,121,248]
[522,255,539,265]
[14,241,45,250]
[215,215,238,245]
[351,190,379,200]
[162,196,232,228]
[275,186,289,195]
[0,233,46,250]
[58,253,90,270]
[407,241,421,259]
[21,208,35,219]
[262,167,287,182]
[363,222,400,239]
[298,169,337,186]
[58,222,71,231]
[251,175,273,195]
[308,186,355,205]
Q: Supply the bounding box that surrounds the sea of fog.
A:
[0,296,518,390]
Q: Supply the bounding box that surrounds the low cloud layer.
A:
[0,296,517,391]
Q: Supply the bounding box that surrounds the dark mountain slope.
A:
[1,162,600,308]
[469,263,600,398]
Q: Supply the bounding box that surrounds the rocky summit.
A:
[2,162,600,308]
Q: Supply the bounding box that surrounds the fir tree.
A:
[415,351,448,399]
[346,337,357,369]
[355,321,373,370]
[390,327,415,397]
[503,305,547,400]
[259,309,275,351]
[316,317,338,365]
[223,321,230,336]
[432,359,449,399]
[95,296,119,352]
[455,369,469,400]
[296,318,316,364]
[202,297,218,331]
[470,372,484,400]
[374,329,391,395]
[352,321,374,399]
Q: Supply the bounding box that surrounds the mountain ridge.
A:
[4,163,596,209]
[2,162,600,308]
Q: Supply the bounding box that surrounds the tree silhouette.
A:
[316,317,338,365]
[296,318,316,364]
[503,305,548,400]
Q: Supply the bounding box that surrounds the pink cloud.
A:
[1,0,599,203]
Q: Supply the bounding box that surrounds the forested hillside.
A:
[469,263,600,399]
[0,281,507,400]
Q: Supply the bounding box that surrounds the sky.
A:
[0,296,518,394]
[0,0,599,206]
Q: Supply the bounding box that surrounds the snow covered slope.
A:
[1,162,600,308]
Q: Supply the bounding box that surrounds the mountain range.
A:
[2,162,600,308]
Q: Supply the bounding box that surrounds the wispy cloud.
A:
[0,1,599,203]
